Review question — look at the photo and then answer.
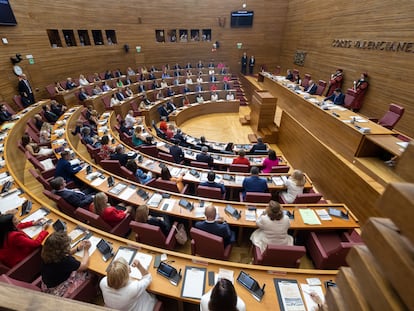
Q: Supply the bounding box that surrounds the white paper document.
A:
[181,267,206,299]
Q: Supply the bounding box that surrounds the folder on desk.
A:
[299,209,321,225]
[181,266,206,300]
[274,278,306,311]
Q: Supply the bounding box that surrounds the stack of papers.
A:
[299,209,321,225]
[147,193,163,207]
[245,209,256,221]
[315,209,332,221]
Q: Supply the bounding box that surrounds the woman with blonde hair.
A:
[135,205,171,236]
[280,169,306,203]
[250,200,293,253]
[91,192,132,227]
[100,257,157,311]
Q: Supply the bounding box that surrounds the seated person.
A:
[324,88,345,105]
[209,74,217,82]
[196,74,203,83]
[285,69,294,81]
[41,232,91,297]
[196,146,214,167]
[50,100,67,117]
[98,135,114,160]
[132,126,145,147]
[166,87,175,97]
[160,79,168,88]
[91,192,132,227]
[124,86,133,97]
[137,82,146,93]
[78,87,89,102]
[200,171,226,195]
[249,137,267,153]
[166,101,176,113]
[39,122,52,144]
[197,60,204,68]
[196,93,205,103]
[78,74,89,86]
[226,91,235,100]
[54,81,65,93]
[55,150,83,182]
[200,278,245,311]
[81,126,101,148]
[250,200,293,253]
[104,70,113,79]
[279,170,306,203]
[195,83,203,92]
[124,110,136,129]
[42,104,58,123]
[165,124,175,140]
[242,166,268,195]
[33,114,44,131]
[157,103,170,121]
[0,213,49,268]
[169,140,184,163]
[195,206,236,247]
[115,79,123,88]
[50,177,93,209]
[21,133,53,157]
[126,67,136,76]
[183,84,191,93]
[119,119,133,136]
[110,144,136,167]
[0,104,12,124]
[65,77,77,90]
[304,80,317,95]
[139,94,151,107]
[185,77,193,84]
[210,84,218,92]
[135,204,171,236]
[232,149,250,166]
[210,91,218,101]
[110,94,121,107]
[93,73,101,82]
[115,89,125,101]
[261,149,279,173]
[125,159,153,184]
[160,166,185,193]
[100,257,157,311]
[142,136,155,146]
[102,81,112,92]
[182,95,190,105]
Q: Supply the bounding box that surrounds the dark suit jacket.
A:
[55,158,81,182]
[158,106,169,119]
[56,189,93,208]
[115,92,125,101]
[18,79,33,96]
[0,111,12,123]
[200,181,226,194]
[306,84,318,95]
[196,153,214,167]
[78,92,88,101]
[250,142,267,153]
[169,145,184,163]
[242,175,268,193]
[325,93,345,105]
[194,220,235,246]
[110,152,134,167]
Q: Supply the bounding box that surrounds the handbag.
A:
[173,223,188,245]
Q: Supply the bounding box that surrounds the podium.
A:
[250,90,278,143]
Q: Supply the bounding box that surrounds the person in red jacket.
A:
[232,150,250,167]
[91,192,132,227]
[0,213,49,268]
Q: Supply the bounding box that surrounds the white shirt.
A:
[226,94,235,100]
[110,97,120,107]
[196,96,204,103]
[200,290,246,311]
[160,81,168,88]
[196,77,203,83]
[100,275,157,311]
[185,78,193,84]
[125,113,135,128]
[79,78,90,86]
[280,179,304,203]
[211,93,218,101]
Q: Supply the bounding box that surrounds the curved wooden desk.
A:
[3,101,340,310]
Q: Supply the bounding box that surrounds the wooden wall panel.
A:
[279,0,414,137]
[0,0,287,107]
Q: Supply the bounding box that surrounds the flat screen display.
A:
[0,0,17,26]
[231,11,254,28]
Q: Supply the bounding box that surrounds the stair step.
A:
[248,133,258,143]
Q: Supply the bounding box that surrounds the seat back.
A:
[100,159,124,176]
[13,95,25,110]
[101,96,112,110]
[153,178,180,193]
[254,244,306,268]
[158,152,174,162]
[229,164,249,173]
[25,126,41,144]
[1,101,16,115]
[120,166,136,181]
[43,189,78,218]
[315,80,327,96]
[378,103,405,129]
[130,221,168,248]
[29,168,51,191]
[301,74,311,88]
[138,145,158,157]
[45,84,56,97]
[196,185,223,200]
[0,275,40,292]
[120,132,133,146]
[292,193,323,204]
[74,208,112,232]
[274,66,281,75]
[6,248,43,282]
[344,88,357,109]
[244,192,272,203]
[190,160,209,169]
[86,144,100,164]
[271,165,290,173]
[190,227,228,260]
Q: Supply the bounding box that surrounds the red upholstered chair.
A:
[13,95,25,110]
[315,80,327,96]
[271,165,290,173]
[240,192,272,203]
[100,159,124,176]
[29,168,53,191]
[85,144,101,164]
[152,178,188,194]
[301,74,311,89]
[43,189,78,219]
[138,145,159,157]
[377,103,405,130]
[75,208,132,237]
[253,244,306,268]
[120,166,136,182]
[280,193,323,204]
[274,66,281,75]
[25,151,55,179]
[45,84,56,98]
[306,230,364,269]
[190,160,209,169]
[1,101,16,115]
[129,221,178,250]
[3,248,42,282]
[130,100,142,117]
[101,96,113,110]
[343,88,357,110]
[190,227,232,260]
[120,131,133,146]
[196,185,225,200]
[228,164,249,173]
[158,152,174,163]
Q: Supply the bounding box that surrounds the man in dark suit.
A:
[241,52,248,75]
[196,146,214,167]
[249,55,255,75]
[0,104,12,124]
[50,176,93,209]
[249,137,267,153]
[137,82,146,93]
[200,171,226,195]
[169,141,184,164]
[55,151,82,182]
[166,101,176,113]
[324,88,345,105]
[110,144,136,166]
[157,104,170,121]
[78,87,89,102]
[115,89,125,101]
[18,74,35,106]
[305,80,318,95]
[195,205,235,247]
[242,166,268,196]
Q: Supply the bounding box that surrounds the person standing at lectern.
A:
[249,55,255,75]
[18,74,35,106]
[241,52,248,75]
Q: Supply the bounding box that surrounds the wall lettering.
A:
[332,39,414,53]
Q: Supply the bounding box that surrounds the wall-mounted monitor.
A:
[0,0,17,26]
[230,11,254,28]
